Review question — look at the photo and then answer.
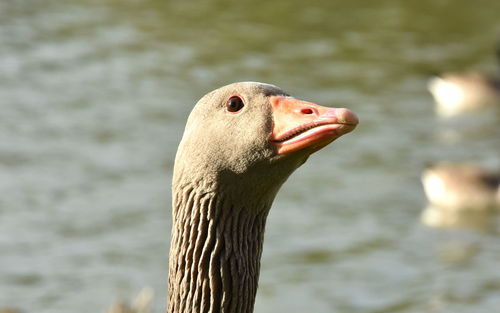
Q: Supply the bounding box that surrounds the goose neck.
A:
[168,184,270,313]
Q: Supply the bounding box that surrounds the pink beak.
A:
[269,96,358,155]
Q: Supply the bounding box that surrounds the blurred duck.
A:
[427,43,500,116]
[427,73,500,116]
[421,162,500,212]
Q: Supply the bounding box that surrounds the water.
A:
[1,0,500,312]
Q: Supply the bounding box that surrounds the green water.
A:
[1,0,499,312]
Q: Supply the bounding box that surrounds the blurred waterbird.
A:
[421,163,500,212]
[427,43,500,116]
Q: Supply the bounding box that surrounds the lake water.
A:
[1,0,499,312]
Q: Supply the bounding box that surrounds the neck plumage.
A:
[167,183,270,313]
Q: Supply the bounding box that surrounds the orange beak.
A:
[269,96,358,155]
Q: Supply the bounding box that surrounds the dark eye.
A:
[226,96,244,113]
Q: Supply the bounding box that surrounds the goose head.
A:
[173,81,358,207]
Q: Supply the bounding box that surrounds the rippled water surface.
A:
[1,1,500,312]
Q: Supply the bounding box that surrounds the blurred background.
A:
[1,0,499,312]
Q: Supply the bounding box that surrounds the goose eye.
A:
[226,96,244,113]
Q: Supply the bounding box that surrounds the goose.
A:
[427,44,500,116]
[427,72,500,116]
[167,82,358,313]
[421,162,500,212]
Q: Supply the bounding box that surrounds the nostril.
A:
[300,107,314,115]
